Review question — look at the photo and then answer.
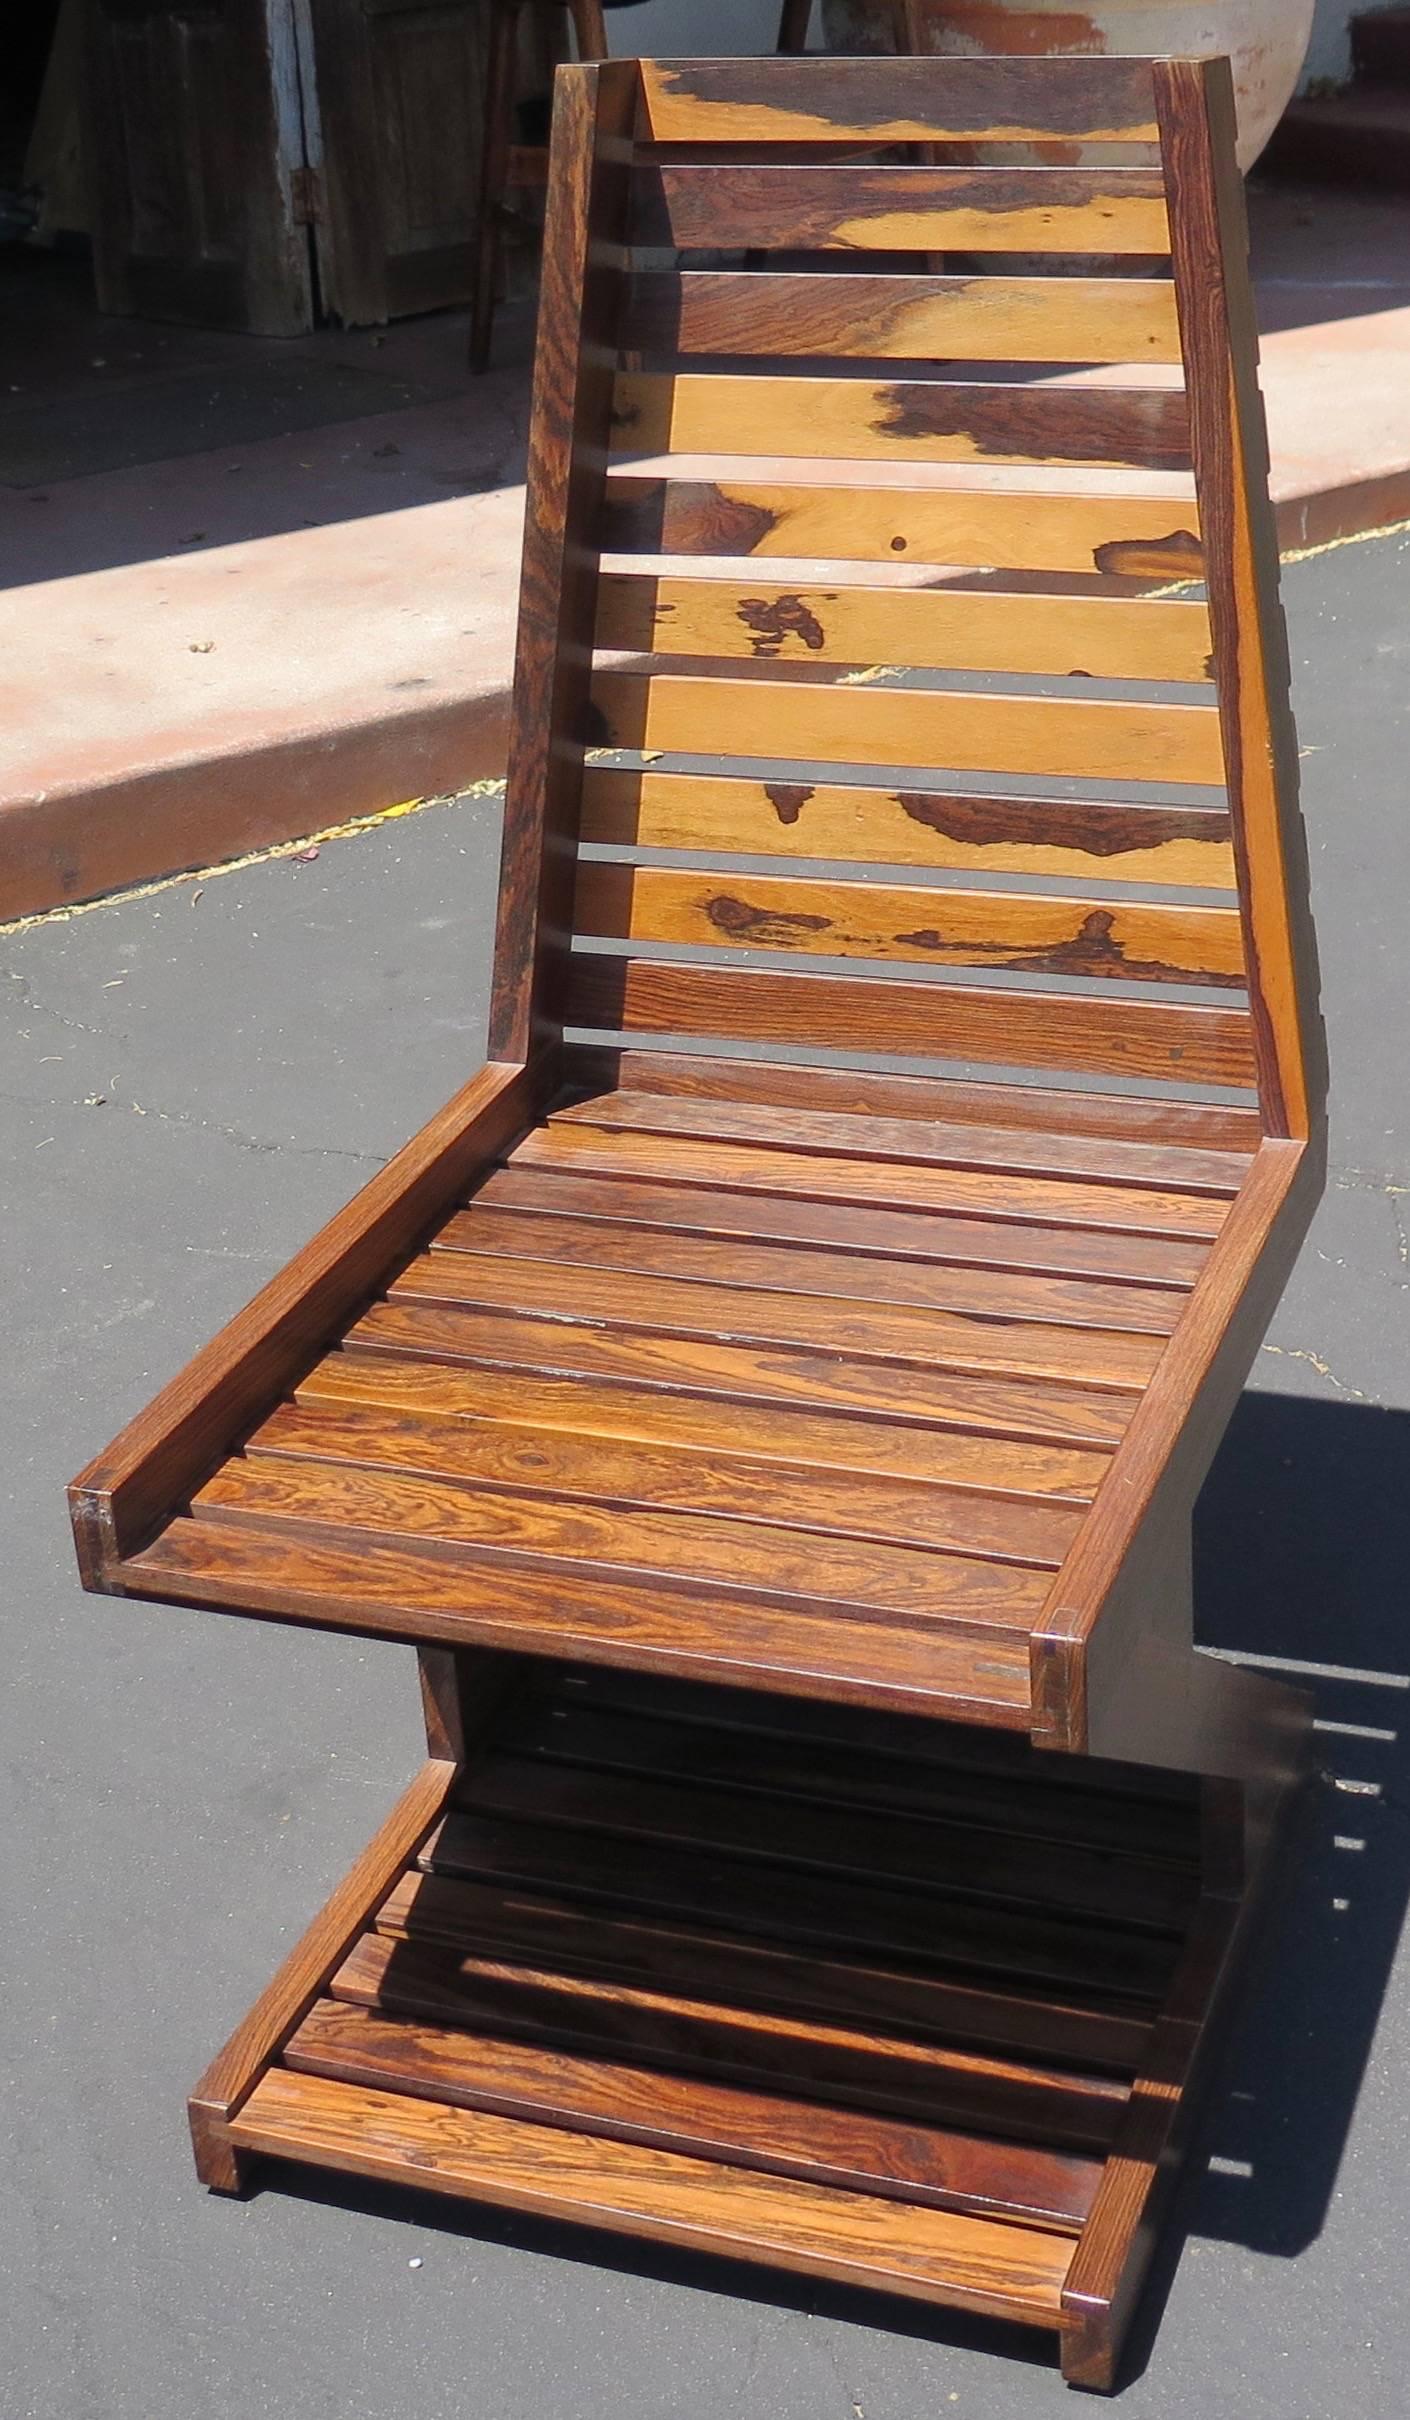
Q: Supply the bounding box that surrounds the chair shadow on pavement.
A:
[260,1388,1410,2394]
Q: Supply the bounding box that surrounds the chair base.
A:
[191,1666,1302,2391]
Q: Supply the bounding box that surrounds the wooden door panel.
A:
[82,0,312,333]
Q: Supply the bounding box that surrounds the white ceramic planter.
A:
[821,0,1315,167]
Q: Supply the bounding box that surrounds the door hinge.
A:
[290,167,323,226]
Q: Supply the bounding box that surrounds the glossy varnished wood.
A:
[622,270,1183,365]
[630,160,1171,255]
[611,370,1191,473]
[595,572,1216,684]
[603,475,1204,577]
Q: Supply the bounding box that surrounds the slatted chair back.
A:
[488,52,1324,1143]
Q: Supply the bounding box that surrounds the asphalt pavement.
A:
[4,524,1408,2420]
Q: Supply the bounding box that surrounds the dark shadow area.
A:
[1190,1389,1410,2258]
[0,247,533,590]
[235,1390,1406,2396]
[1117,1389,1410,2387]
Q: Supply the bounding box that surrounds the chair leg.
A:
[777,0,813,50]
[569,0,609,57]
[469,0,523,374]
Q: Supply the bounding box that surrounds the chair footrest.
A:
[207,1671,1288,2390]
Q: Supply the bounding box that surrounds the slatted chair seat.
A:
[70,51,1326,2391]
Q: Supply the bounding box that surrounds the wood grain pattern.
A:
[579,769,1234,887]
[611,371,1191,473]
[346,1298,1140,1449]
[299,1350,1113,1500]
[582,1049,1262,1152]
[623,271,1183,365]
[547,1088,1249,1196]
[603,475,1203,577]
[511,1123,1230,1242]
[467,1161,1212,1287]
[588,671,1225,787]
[376,1864,1157,2074]
[195,1451,1057,1633]
[130,1515,1037,1721]
[631,161,1171,255]
[231,2070,1075,2325]
[636,55,1159,145]
[391,1245,1166,1390]
[595,574,1215,685]
[254,1393,1087,1566]
[287,1998,1102,2228]
[565,956,1259,1089]
[329,1928,1125,2154]
[576,865,1244,986]
[440,1198,1191,1337]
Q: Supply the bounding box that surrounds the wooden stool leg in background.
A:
[893,0,928,46]
[469,0,523,373]
[568,0,609,54]
[777,0,813,49]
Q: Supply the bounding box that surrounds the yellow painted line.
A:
[0,781,508,940]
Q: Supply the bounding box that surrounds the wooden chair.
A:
[71,53,1327,2390]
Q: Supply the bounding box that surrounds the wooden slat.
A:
[611,371,1191,472]
[512,1123,1229,1242]
[637,55,1160,145]
[580,769,1235,888]
[453,1754,1193,1931]
[195,1452,1055,1634]
[549,1088,1249,1195]
[298,1352,1113,1501]
[513,1690,1194,1866]
[596,574,1215,685]
[631,162,1171,256]
[589,670,1224,788]
[583,1050,1263,1153]
[287,1998,1101,2230]
[624,271,1183,366]
[576,865,1243,987]
[329,1930,1123,2155]
[390,1247,1165,1391]
[566,956,1260,1090]
[441,1197,1190,1338]
[377,1864,1157,2074]
[604,474,1203,577]
[467,1161,1212,1288]
[231,2069,1075,2325]
[423,1803,1177,2002]
[347,1299,1139,1449]
[67,1057,548,1576]
[130,1514,1037,1721]
[254,1394,1087,1566]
